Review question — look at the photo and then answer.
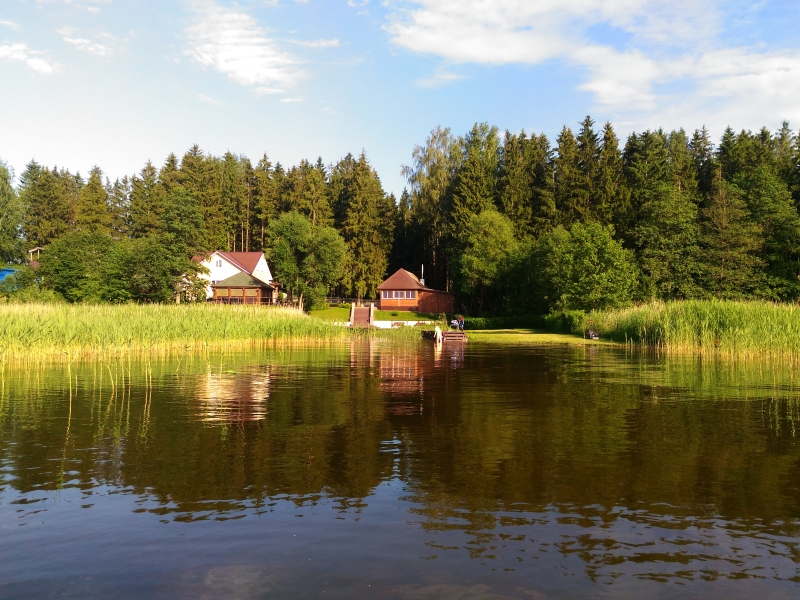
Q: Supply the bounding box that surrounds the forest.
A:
[1,116,799,314]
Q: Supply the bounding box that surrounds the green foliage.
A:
[456,209,517,313]
[0,160,22,263]
[633,185,701,299]
[37,231,114,302]
[75,166,112,234]
[699,176,765,298]
[532,222,639,313]
[267,211,346,310]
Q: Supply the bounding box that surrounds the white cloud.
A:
[291,38,340,49]
[0,20,20,29]
[280,97,303,103]
[384,0,800,129]
[0,43,57,74]
[57,27,115,56]
[186,0,302,92]
[416,71,464,88]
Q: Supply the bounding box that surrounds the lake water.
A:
[2,340,800,599]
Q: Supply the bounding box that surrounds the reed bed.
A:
[590,299,800,359]
[0,303,357,363]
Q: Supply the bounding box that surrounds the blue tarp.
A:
[0,268,17,284]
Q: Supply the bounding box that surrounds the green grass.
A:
[589,299,800,359]
[374,310,437,321]
[468,329,610,346]
[308,306,350,321]
[0,303,354,362]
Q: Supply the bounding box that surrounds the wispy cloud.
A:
[0,43,58,74]
[291,38,340,49]
[185,0,302,93]
[0,20,20,29]
[57,27,116,56]
[416,71,464,88]
[280,97,303,103]
[384,0,800,128]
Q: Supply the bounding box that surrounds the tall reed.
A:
[0,303,353,362]
[590,299,800,359]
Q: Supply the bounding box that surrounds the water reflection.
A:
[194,369,271,423]
[1,344,800,597]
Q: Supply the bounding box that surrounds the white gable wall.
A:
[197,253,274,298]
[198,253,246,298]
[251,255,273,285]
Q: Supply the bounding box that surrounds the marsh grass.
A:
[590,300,800,359]
[0,303,387,363]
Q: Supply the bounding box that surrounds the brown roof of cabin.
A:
[211,272,275,288]
[378,268,429,291]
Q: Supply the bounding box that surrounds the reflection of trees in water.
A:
[4,345,800,580]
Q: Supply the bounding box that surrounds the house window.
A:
[408,291,416,299]
[215,260,222,268]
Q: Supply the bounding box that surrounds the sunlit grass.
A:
[590,300,800,359]
[0,303,357,362]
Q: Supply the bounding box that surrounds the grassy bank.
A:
[468,329,610,346]
[0,303,355,362]
[589,300,800,358]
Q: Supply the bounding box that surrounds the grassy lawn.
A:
[308,306,350,321]
[467,329,613,346]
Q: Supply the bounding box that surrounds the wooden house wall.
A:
[418,291,454,313]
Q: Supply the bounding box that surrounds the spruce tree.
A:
[19,162,74,246]
[130,162,164,238]
[575,116,600,222]
[595,122,626,226]
[253,155,278,250]
[699,173,765,298]
[75,166,112,234]
[553,126,582,226]
[498,131,534,238]
[451,123,500,242]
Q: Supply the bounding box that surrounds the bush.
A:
[542,310,587,335]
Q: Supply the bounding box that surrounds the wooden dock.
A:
[422,330,467,342]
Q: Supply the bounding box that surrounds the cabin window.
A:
[407,291,416,299]
[215,260,222,268]
[382,291,390,299]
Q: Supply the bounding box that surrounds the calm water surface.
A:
[2,340,800,599]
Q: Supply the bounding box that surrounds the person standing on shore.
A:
[434,325,443,344]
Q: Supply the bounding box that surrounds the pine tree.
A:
[75,166,112,234]
[621,131,670,239]
[528,133,557,237]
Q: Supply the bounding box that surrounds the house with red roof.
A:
[377,268,454,314]
[197,252,280,305]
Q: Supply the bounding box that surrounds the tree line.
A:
[2,117,800,313]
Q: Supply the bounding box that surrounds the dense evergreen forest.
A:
[1,117,800,313]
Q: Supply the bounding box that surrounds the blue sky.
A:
[1,0,799,196]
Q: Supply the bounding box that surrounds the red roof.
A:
[217,252,264,275]
[193,252,265,275]
[378,268,429,291]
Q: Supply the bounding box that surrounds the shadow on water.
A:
[1,341,800,598]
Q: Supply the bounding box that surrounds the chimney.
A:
[420,264,425,287]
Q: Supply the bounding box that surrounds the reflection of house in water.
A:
[194,370,271,424]
[351,343,466,416]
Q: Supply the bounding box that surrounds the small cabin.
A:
[377,268,454,313]
[195,251,277,301]
[211,272,280,305]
